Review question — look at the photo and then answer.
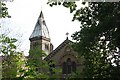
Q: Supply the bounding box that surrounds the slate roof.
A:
[29,11,50,39]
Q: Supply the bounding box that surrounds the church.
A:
[29,11,84,78]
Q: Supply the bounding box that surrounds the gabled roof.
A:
[44,38,73,61]
[29,11,50,40]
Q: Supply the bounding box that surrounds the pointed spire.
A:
[40,11,44,19]
[29,11,50,40]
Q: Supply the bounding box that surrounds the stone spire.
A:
[40,6,43,18]
[29,11,50,40]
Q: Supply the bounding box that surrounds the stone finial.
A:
[66,32,69,40]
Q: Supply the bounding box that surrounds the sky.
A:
[2,0,82,56]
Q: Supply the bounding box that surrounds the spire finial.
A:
[66,32,69,40]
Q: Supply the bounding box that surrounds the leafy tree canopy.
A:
[1,1,11,18]
[47,1,120,78]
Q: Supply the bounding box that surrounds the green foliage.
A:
[0,34,25,79]
[47,1,120,78]
[72,2,120,78]
[0,2,11,18]
[2,52,25,79]
[48,60,62,79]
[0,34,17,55]
[0,1,23,79]
[23,48,49,79]
[23,48,62,79]
[0,1,25,79]
[47,1,77,13]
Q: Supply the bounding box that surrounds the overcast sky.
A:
[2,0,83,56]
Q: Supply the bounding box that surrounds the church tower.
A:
[29,11,53,56]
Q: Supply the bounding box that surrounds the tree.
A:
[0,34,25,79]
[23,47,49,79]
[23,47,61,79]
[0,1,26,79]
[1,0,11,18]
[72,2,120,78]
[47,1,120,78]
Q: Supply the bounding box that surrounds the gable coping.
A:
[44,39,72,61]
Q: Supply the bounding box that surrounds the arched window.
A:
[66,58,72,74]
[62,58,76,74]
[72,61,76,72]
[45,44,49,50]
[62,62,67,74]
